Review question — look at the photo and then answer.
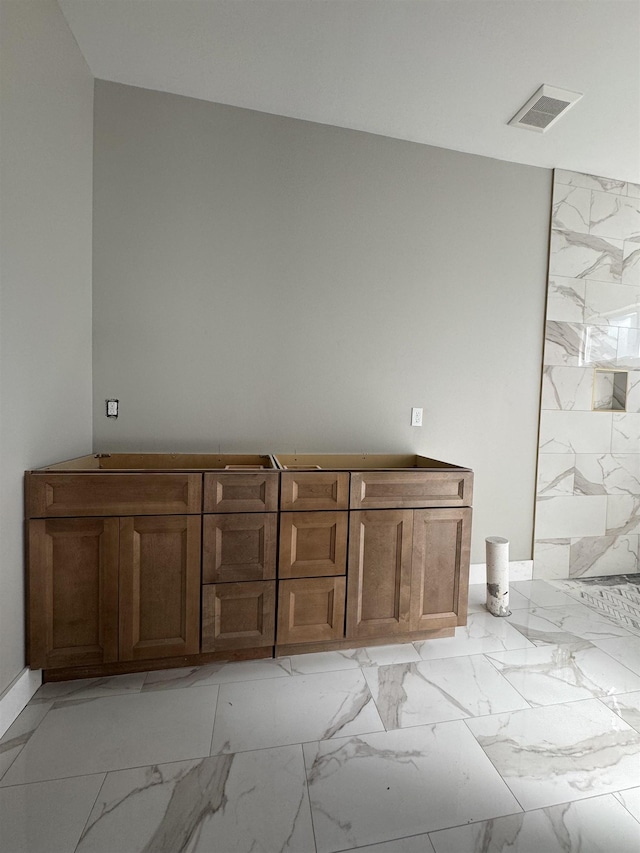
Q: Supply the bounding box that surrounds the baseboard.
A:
[469,559,533,585]
[0,667,42,738]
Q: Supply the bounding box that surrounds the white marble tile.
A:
[303,722,521,853]
[535,496,607,539]
[628,183,640,199]
[552,184,591,231]
[466,698,640,810]
[623,241,640,285]
[533,539,572,580]
[543,321,583,366]
[601,690,640,733]
[574,454,640,496]
[549,230,623,283]
[510,580,575,607]
[0,686,218,786]
[288,644,421,675]
[32,672,146,703]
[616,327,640,368]
[539,411,612,454]
[343,835,436,853]
[466,584,530,614]
[75,746,315,853]
[626,370,640,412]
[0,701,52,781]
[414,612,534,661]
[592,636,640,676]
[537,453,575,496]
[615,786,640,823]
[569,535,639,577]
[541,367,592,411]
[363,657,529,729]
[0,774,105,853]
[430,795,640,853]
[590,191,640,242]
[580,324,619,365]
[546,276,586,323]
[555,170,627,195]
[612,413,640,452]
[584,281,640,328]
[486,643,640,706]
[142,658,292,690]
[210,669,384,754]
[607,495,640,535]
[506,601,632,643]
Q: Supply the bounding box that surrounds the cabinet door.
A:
[277,577,346,645]
[346,510,413,639]
[119,516,201,661]
[410,508,472,631]
[203,513,277,583]
[201,581,275,651]
[278,511,348,578]
[28,518,119,669]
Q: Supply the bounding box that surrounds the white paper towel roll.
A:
[486,536,510,617]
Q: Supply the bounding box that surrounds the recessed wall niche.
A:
[592,369,628,412]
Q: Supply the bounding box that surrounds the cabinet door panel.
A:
[28,518,119,669]
[280,472,349,511]
[201,581,275,651]
[277,577,346,645]
[203,513,277,583]
[279,511,348,578]
[411,508,472,631]
[204,472,278,513]
[346,510,413,639]
[119,516,201,661]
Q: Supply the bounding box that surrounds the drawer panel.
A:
[204,472,278,513]
[279,511,348,578]
[203,513,277,583]
[201,581,275,651]
[26,473,202,518]
[350,471,473,509]
[277,577,346,645]
[280,472,349,511]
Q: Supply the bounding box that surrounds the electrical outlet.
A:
[106,399,119,418]
[411,407,423,427]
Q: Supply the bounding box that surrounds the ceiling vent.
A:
[509,84,583,133]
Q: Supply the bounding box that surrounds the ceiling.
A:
[58,0,640,182]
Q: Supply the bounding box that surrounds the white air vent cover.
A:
[509,84,583,133]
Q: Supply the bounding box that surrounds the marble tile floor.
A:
[1,581,640,852]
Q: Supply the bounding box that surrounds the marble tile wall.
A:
[534,169,640,580]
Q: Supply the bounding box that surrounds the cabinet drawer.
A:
[350,470,473,509]
[280,472,349,511]
[26,473,202,518]
[279,511,347,578]
[203,513,277,583]
[204,472,278,513]
[277,577,346,645]
[201,581,275,651]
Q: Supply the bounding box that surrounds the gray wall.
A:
[0,0,94,695]
[93,81,551,562]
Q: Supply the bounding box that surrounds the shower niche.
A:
[592,369,628,412]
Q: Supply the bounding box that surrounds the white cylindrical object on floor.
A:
[486,536,510,617]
